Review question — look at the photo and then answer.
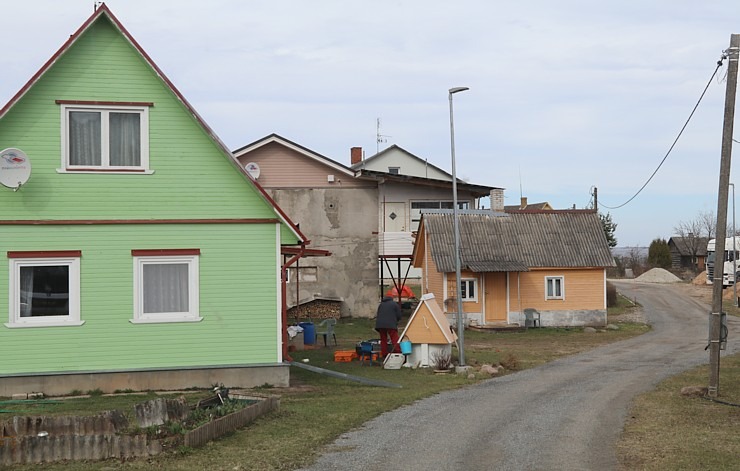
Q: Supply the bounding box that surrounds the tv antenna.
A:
[376,118,391,153]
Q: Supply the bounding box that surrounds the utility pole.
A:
[709,33,739,398]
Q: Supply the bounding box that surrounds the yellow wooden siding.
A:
[445,270,482,313]
[424,238,444,300]
[510,268,605,310]
[403,304,448,344]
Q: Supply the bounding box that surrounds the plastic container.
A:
[299,322,315,345]
[400,340,412,355]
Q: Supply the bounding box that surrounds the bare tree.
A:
[698,210,717,240]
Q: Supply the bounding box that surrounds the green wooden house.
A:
[0,4,306,396]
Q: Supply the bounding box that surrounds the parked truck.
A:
[706,237,740,286]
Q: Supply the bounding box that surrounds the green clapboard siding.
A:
[0,224,281,374]
[0,16,297,238]
[0,12,301,375]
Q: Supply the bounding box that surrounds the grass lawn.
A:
[618,353,740,470]
[7,302,650,471]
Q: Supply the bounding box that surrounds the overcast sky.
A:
[2,1,740,246]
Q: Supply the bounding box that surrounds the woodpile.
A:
[288,299,341,320]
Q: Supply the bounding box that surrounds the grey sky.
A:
[2,1,739,246]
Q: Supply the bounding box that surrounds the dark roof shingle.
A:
[423,210,615,272]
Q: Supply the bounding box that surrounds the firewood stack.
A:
[287,299,341,320]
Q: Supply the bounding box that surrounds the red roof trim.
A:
[281,247,331,257]
[55,100,154,107]
[8,250,82,259]
[131,249,200,256]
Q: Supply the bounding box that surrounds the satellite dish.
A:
[244,162,260,180]
[0,148,31,190]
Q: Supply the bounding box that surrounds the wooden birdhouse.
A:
[399,293,457,368]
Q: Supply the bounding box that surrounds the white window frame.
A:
[6,256,83,328]
[460,278,478,302]
[545,276,565,300]
[388,166,400,174]
[59,103,151,173]
[132,254,201,323]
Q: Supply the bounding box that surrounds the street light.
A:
[449,86,469,367]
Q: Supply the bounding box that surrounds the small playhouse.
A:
[399,293,457,368]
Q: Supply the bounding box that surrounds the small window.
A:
[61,104,149,171]
[6,252,83,328]
[460,278,478,302]
[545,276,564,300]
[132,251,200,323]
[388,167,400,175]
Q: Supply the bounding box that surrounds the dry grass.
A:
[618,353,740,470]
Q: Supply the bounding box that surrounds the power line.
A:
[600,56,727,210]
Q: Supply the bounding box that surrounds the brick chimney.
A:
[520,196,528,209]
[490,188,504,212]
[351,147,362,165]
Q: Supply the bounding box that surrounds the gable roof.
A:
[418,209,615,272]
[351,144,451,178]
[0,4,306,244]
[504,202,553,211]
[668,236,709,256]
[233,133,356,178]
[399,293,457,345]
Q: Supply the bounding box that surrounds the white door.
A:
[384,202,406,232]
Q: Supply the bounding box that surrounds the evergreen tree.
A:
[599,212,618,248]
[648,238,672,268]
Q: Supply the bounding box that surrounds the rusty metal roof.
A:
[423,210,616,272]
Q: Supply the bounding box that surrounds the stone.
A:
[467,373,476,380]
[583,327,597,333]
[606,324,620,330]
[480,364,499,376]
[680,385,708,397]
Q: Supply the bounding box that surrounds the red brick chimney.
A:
[520,196,528,209]
[351,147,362,165]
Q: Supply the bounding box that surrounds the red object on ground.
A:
[385,285,414,298]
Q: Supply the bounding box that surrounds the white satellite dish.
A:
[244,162,261,180]
[0,148,32,190]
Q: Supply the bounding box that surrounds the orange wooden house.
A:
[398,293,457,368]
[411,204,615,328]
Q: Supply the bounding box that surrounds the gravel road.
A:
[298,281,740,471]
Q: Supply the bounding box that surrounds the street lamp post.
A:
[449,86,469,367]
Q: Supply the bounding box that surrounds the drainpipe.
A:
[281,242,308,362]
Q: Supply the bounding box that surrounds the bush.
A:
[606,282,617,307]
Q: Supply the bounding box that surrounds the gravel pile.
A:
[635,268,682,283]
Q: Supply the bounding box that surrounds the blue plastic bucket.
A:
[400,340,412,355]
[299,322,315,345]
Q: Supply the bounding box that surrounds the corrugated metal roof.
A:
[424,211,616,272]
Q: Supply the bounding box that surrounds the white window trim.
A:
[6,257,83,328]
[131,255,201,324]
[461,278,478,302]
[545,276,565,300]
[59,103,151,173]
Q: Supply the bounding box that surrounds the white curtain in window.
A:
[69,111,101,165]
[109,112,141,166]
[19,266,34,317]
[143,263,189,313]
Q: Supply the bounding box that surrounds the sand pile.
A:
[692,271,708,285]
[635,268,682,283]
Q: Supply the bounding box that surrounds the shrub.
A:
[499,353,520,371]
[606,281,617,307]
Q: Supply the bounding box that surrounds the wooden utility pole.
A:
[709,33,739,397]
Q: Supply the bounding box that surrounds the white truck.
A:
[706,237,740,286]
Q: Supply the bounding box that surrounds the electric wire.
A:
[600,57,726,210]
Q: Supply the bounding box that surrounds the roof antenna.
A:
[376,118,390,154]
[518,165,523,200]
[94,2,102,11]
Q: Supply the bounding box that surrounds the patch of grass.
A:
[7,317,650,471]
[618,353,740,470]
[608,293,640,317]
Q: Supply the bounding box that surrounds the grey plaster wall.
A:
[514,309,608,327]
[271,187,380,317]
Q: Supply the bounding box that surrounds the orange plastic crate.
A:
[333,351,357,362]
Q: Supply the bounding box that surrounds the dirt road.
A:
[298,281,740,471]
